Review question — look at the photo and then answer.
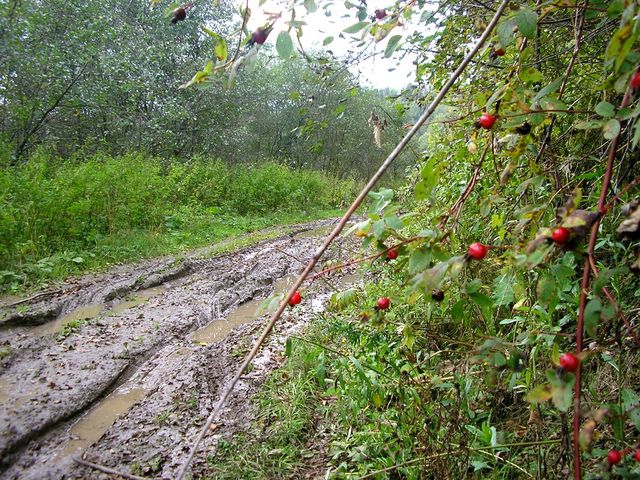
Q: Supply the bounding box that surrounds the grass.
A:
[0,152,359,293]
[205,329,329,479]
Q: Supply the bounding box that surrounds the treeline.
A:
[0,0,409,179]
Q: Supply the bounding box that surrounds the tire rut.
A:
[0,218,359,480]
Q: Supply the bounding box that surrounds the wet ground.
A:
[0,218,361,479]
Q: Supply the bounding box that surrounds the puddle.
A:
[31,304,103,336]
[57,386,149,459]
[108,286,167,316]
[189,276,295,345]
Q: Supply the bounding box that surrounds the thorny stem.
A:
[174,3,511,478]
[573,84,634,480]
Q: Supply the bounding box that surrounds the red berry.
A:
[375,9,387,19]
[551,226,571,244]
[478,112,497,130]
[251,28,269,45]
[631,71,640,89]
[494,48,505,57]
[387,248,398,260]
[377,297,390,310]
[634,448,640,461]
[559,353,580,373]
[467,242,488,260]
[607,449,622,465]
[288,291,302,307]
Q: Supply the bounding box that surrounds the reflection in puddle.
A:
[108,286,167,316]
[31,304,103,336]
[59,386,149,459]
[189,276,294,345]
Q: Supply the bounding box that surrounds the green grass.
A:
[0,152,359,292]
[206,330,329,479]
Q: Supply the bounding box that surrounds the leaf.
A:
[202,28,228,62]
[492,274,515,306]
[603,118,621,140]
[343,21,369,34]
[323,36,334,46]
[408,246,431,274]
[276,31,294,60]
[515,8,538,39]
[574,119,604,130]
[384,35,402,57]
[584,297,602,337]
[595,101,616,118]
[303,0,317,13]
[284,337,292,356]
[497,17,517,46]
[469,292,494,309]
[519,66,543,83]
[526,384,553,404]
[532,78,563,104]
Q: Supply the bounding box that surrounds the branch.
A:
[174,3,512,478]
[572,80,634,480]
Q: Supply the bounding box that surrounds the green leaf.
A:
[384,35,402,57]
[584,297,602,337]
[343,21,370,34]
[492,274,515,306]
[323,36,334,46]
[276,31,294,60]
[525,384,553,404]
[469,292,494,309]
[202,28,228,62]
[304,0,317,13]
[532,78,563,104]
[595,101,616,118]
[497,17,517,46]
[603,118,621,139]
[574,119,604,130]
[408,246,431,274]
[519,66,543,83]
[284,337,292,356]
[515,8,538,39]
[451,300,465,321]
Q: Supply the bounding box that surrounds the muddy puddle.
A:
[189,276,294,345]
[25,286,167,338]
[56,386,150,461]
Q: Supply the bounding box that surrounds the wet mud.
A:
[0,218,360,479]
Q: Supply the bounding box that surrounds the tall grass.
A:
[0,152,359,290]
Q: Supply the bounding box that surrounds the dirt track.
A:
[0,218,359,479]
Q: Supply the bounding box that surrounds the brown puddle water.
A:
[108,286,167,316]
[189,276,295,345]
[56,386,149,460]
[31,304,103,336]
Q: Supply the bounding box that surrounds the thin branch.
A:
[573,81,634,480]
[174,3,511,478]
[74,458,151,480]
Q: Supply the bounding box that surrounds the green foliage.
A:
[0,153,357,291]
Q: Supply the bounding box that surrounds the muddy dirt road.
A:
[0,219,360,479]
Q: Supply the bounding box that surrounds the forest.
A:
[1,0,640,479]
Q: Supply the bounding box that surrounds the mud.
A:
[0,218,361,479]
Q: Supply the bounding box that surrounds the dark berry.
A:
[171,7,187,24]
[251,28,269,45]
[515,122,531,135]
[431,290,445,302]
[493,48,505,57]
[375,9,387,19]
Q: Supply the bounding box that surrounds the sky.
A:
[242,0,419,91]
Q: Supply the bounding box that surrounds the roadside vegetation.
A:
[0,154,358,291]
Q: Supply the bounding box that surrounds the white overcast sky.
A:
[242,0,420,90]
